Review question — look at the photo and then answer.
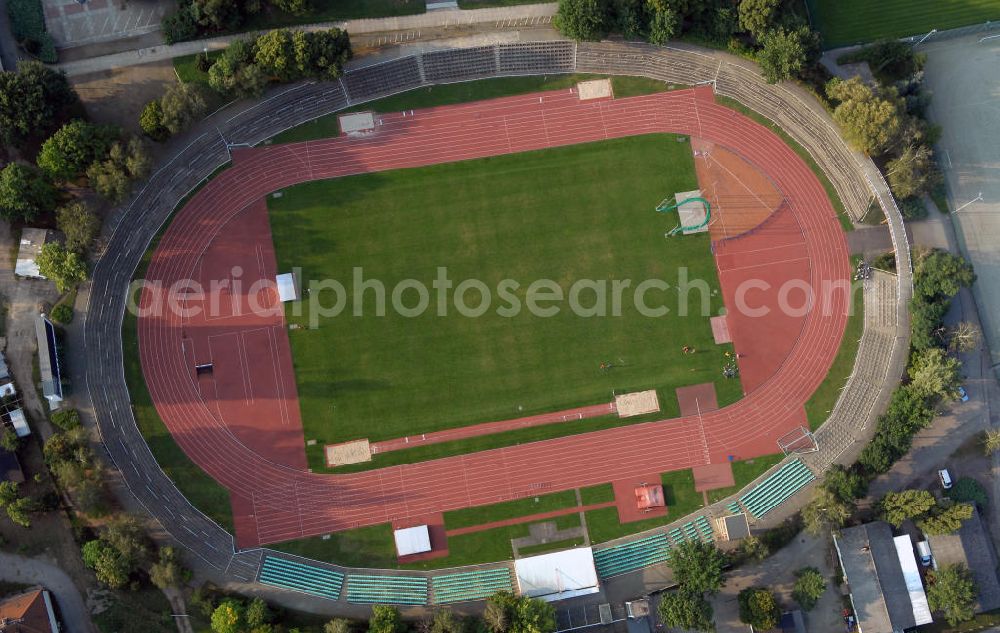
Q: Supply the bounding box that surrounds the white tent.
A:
[514,547,599,602]
[276,272,299,302]
[394,525,431,556]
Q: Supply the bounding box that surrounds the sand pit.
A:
[615,390,660,418]
[577,79,613,101]
[325,439,372,467]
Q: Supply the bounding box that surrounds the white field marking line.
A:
[716,255,812,276]
[704,150,776,213]
[239,330,255,405]
[206,330,251,403]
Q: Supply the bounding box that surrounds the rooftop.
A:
[14,228,50,279]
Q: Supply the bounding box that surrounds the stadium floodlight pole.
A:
[954,191,984,214]
[914,28,938,46]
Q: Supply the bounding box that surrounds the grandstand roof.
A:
[35,314,62,407]
[514,547,599,602]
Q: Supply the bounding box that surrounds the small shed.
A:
[9,409,30,438]
[15,228,51,279]
[276,272,299,302]
[393,525,432,557]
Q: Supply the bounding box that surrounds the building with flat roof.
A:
[927,509,1000,613]
[834,522,933,633]
[35,314,63,409]
[15,228,51,279]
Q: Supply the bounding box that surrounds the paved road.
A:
[0,552,95,633]
[55,2,558,76]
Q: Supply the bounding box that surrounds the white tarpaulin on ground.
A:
[394,525,431,556]
[514,547,599,602]
[276,273,298,302]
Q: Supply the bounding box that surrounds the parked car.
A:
[939,468,953,489]
[917,540,933,567]
[958,386,970,402]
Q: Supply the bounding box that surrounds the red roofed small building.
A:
[0,586,59,632]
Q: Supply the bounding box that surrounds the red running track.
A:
[139,86,849,548]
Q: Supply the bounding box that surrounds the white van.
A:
[939,469,953,489]
[917,540,933,567]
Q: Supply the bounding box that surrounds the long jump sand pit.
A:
[615,390,661,418]
[325,439,372,467]
[576,78,613,100]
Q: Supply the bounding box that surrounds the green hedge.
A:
[7,0,57,62]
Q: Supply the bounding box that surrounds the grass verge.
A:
[444,490,579,530]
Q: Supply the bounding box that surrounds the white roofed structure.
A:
[9,409,30,438]
[276,272,299,302]
[514,547,599,602]
[15,228,51,279]
[394,525,431,556]
[893,535,933,626]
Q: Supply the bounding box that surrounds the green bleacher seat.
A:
[258,556,344,601]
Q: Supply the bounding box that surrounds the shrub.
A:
[162,7,198,44]
[50,303,73,324]
[792,567,826,611]
[946,477,988,509]
[50,408,81,431]
[139,100,169,142]
[7,0,57,62]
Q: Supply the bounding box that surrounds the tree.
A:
[272,0,311,14]
[101,514,149,569]
[646,0,679,45]
[0,61,83,148]
[738,587,780,630]
[208,52,268,98]
[324,620,352,633]
[159,82,208,135]
[369,605,406,633]
[0,428,19,452]
[919,503,974,535]
[657,591,713,631]
[57,202,100,253]
[245,597,271,627]
[37,120,119,181]
[0,481,19,507]
[757,27,808,83]
[737,535,770,562]
[887,144,939,199]
[87,138,151,203]
[949,321,981,353]
[0,162,57,222]
[822,464,868,502]
[255,29,297,80]
[190,0,244,31]
[5,496,34,528]
[914,250,976,301]
[738,0,779,40]
[669,540,727,595]
[82,539,131,587]
[926,564,977,626]
[483,591,555,633]
[908,347,961,401]
[210,599,245,633]
[792,567,826,610]
[554,0,608,41]
[424,609,463,633]
[984,428,1000,455]
[827,77,902,155]
[802,486,853,535]
[36,243,88,292]
[292,28,351,79]
[880,489,936,527]
[140,99,170,141]
[150,546,189,589]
